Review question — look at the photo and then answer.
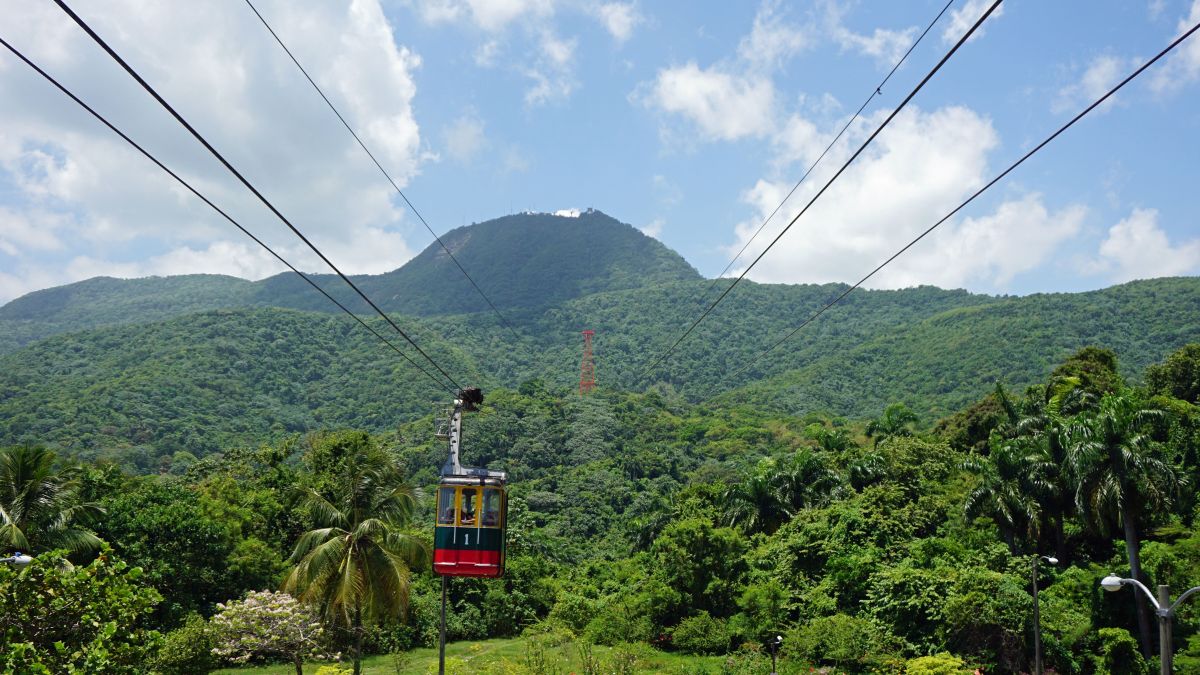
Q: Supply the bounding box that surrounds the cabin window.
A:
[482,488,502,527]
[437,487,456,525]
[460,488,479,525]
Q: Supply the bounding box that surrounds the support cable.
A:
[242,0,520,339]
[0,35,455,395]
[704,16,1200,401]
[53,0,463,391]
[640,0,1003,379]
[688,0,955,310]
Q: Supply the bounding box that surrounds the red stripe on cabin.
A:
[433,548,502,577]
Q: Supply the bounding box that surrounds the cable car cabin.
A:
[433,476,507,578]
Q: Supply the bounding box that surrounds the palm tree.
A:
[0,445,103,557]
[963,436,1043,555]
[722,470,788,535]
[866,403,919,447]
[1067,390,1180,656]
[774,449,843,513]
[284,452,429,675]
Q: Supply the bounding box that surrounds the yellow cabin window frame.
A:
[437,486,504,528]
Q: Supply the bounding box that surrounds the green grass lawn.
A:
[213,637,738,674]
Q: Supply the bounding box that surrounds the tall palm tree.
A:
[722,470,788,535]
[1015,378,1095,561]
[284,452,429,675]
[1067,390,1180,657]
[963,436,1043,555]
[866,403,919,448]
[0,445,103,557]
[774,449,843,513]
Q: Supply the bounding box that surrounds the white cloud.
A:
[0,0,425,303]
[737,1,813,72]
[1150,0,1200,93]
[1052,55,1131,114]
[1090,208,1200,282]
[821,1,916,66]
[942,0,1004,45]
[412,0,554,32]
[639,63,777,141]
[834,25,917,65]
[0,208,69,254]
[727,105,1084,291]
[443,113,487,163]
[590,3,641,44]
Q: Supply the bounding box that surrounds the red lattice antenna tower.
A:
[579,330,596,394]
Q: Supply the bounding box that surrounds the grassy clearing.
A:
[213,637,734,674]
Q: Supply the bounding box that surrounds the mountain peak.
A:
[365,210,700,316]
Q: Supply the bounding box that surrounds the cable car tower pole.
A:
[436,387,506,675]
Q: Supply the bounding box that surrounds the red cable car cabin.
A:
[433,476,507,577]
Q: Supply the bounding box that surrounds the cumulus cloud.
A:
[638,63,777,141]
[737,1,813,71]
[524,29,577,106]
[640,218,664,239]
[821,1,916,66]
[942,0,1005,45]
[590,3,641,43]
[1052,55,1133,114]
[0,0,424,304]
[726,105,1085,291]
[1150,0,1200,93]
[1090,208,1200,282]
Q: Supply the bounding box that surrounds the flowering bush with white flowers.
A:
[210,590,338,674]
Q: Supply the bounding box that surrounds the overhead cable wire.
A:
[242,0,520,340]
[640,0,1003,379]
[0,35,454,395]
[52,0,463,392]
[702,16,1200,402]
[688,0,955,311]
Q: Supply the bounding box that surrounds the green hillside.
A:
[1,274,1197,464]
[0,274,256,353]
[0,210,698,352]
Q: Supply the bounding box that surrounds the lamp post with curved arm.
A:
[1032,555,1058,675]
[1101,574,1200,675]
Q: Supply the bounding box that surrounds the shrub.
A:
[672,611,731,655]
[155,614,217,674]
[904,652,972,675]
[210,590,334,674]
[1089,627,1147,675]
[0,548,162,673]
[582,604,653,645]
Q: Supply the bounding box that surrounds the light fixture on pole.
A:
[1101,574,1200,675]
[767,635,783,675]
[1032,555,1057,675]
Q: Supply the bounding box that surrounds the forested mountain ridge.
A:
[1,272,1197,466]
[0,210,697,352]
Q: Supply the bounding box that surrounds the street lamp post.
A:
[767,635,782,675]
[1101,574,1200,675]
[0,552,33,567]
[1032,555,1058,675]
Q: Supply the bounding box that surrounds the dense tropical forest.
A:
[3,344,1200,673]
[3,213,1200,673]
[2,213,1198,470]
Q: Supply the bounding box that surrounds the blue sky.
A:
[0,0,1198,304]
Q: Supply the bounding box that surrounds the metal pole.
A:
[1159,585,1172,675]
[439,576,448,675]
[1033,557,1044,675]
